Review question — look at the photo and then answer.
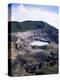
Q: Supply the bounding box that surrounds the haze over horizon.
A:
[8,3,59,29]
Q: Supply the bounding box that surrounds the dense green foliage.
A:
[8,21,58,33]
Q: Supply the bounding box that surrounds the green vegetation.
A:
[8,21,58,33]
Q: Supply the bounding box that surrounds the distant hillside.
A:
[8,21,58,32]
[8,21,58,43]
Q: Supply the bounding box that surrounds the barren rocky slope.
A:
[8,21,58,76]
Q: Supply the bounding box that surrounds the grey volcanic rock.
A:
[8,21,58,76]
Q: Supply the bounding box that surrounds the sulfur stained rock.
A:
[8,42,17,61]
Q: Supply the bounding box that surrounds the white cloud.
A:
[11,5,59,29]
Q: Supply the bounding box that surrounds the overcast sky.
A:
[8,3,59,29]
